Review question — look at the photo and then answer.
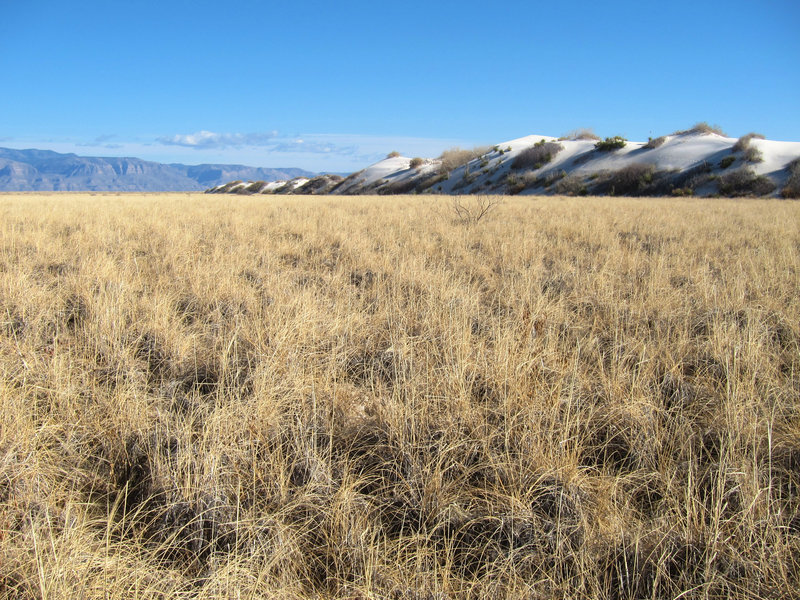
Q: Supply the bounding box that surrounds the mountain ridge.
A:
[0,147,315,191]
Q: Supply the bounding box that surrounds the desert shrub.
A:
[595,136,627,151]
[377,178,418,195]
[673,122,727,136]
[511,140,564,170]
[386,151,401,158]
[571,150,597,166]
[505,174,525,195]
[744,146,764,163]
[719,156,736,169]
[781,158,800,198]
[418,172,447,191]
[684,174,714,193]
[671,187,694,196]
[555,174,587,195]
[381,170,447,195]
[294,174,344,195]
[214,180,244,193]
[731,132,765,153]
[521,171,544,188]
[558,128,600,141]
[596,164,656,196]
[438,146,490,175]
[409,157,424,169]
[544,170,567,186]
[328,169,366,194]
[717,167,776,197]
[244,180,269,193]
[643,136,667,150]
[662,162,714,196]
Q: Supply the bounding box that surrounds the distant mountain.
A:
[208,126,800,198]
[0,147,314,191]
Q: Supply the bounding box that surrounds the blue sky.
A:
[1,0,798,172]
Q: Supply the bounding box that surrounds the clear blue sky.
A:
[1,0,798,172]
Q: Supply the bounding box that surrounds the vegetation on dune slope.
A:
[1,193,799,599]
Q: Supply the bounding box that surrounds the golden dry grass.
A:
[1,192,799,599]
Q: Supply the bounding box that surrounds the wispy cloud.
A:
[157,130,279,148]
[270,138,359,155]
[76,134,123,149]
[155,130,367,160]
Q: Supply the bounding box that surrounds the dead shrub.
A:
[558,128,601,141]
[744,146,764,163]
[673,122,727,136]
[450,195,501,224]
[731,132,765,153]
[643,135,666,149]
[438,146,490,175]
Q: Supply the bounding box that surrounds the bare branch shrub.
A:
[451,195,501,224]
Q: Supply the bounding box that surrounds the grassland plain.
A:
[0,192,799,599]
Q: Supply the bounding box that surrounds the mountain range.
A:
[0,147,314,192]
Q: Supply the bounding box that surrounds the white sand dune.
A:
[208,129,800,197]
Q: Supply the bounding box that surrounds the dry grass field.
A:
[1,192,799,599]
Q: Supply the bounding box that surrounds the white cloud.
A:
[157,130,279,148]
